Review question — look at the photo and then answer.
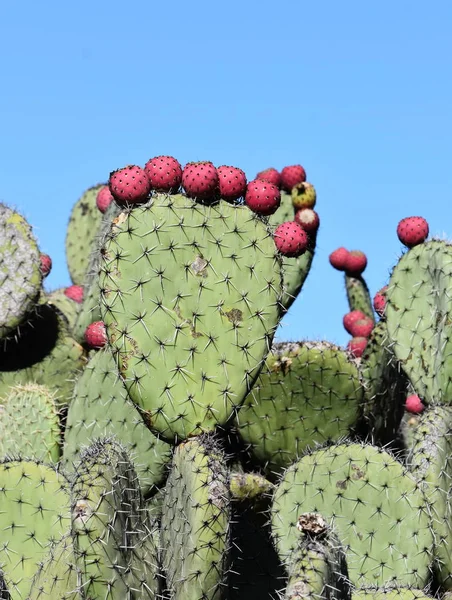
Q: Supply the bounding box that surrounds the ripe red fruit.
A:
[84,321,107,349]
[329,247,349,271]
[294,208,320,234]
[373,286,388,317]
[347,337,368,358]
[64,285,84,304]
[39,254,52,277]
[397,216,429,248]
[343,310,366,335]
[349,316,374,338]
[96,186,114,213]
[245,179,281,216]
[109,165,151,205]
[144,155,182,193]
[182,161,219,200]
[274,221,308,257]
[405,394,425,414]
[280,164,307,192]
[217,165,247,201]
[256,167,281,188]
[344,250,367,275]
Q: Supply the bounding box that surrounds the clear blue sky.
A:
[1,1,451,347]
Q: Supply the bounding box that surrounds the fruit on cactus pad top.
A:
[329,247,349,271]
[217,165,247,200]
[373,285,388,316]
[349,316,374,338]
[292,182,317,209]
[343,310,366,334]
[245,179,281,215]
[39,254,52,277]
[64,285,84,304]
[274,221,308,257]
[84,321,107,349]
[347,336,367,357]
[182,161,219,199]
[96,186,114,213]
[294,208,320,234]
[144,155,182,193]
[256,167,281,187]
[280,164,306,192]
[344,250,367,275]
[397,216,429,248]
[405,394,424,414]
[109,165,151,205]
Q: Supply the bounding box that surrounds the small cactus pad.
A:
[0,460,71,598]
[99,194,283,441]
[0,204,43,338]
[269,191,315,310]
[272,443,434,588]
[65,184,105,285]
[44,287,81,334]
[345,274,375,320]
[386,240,452,404]
[160,436,230,600]
[236,342,363,474]
[63,347,172,496]
[0,383,61,463]
[70,439,160,598]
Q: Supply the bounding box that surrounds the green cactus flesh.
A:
[0,383,61,463]
[63,347,172,496]
[345,274,374,321]
[268,191,315,310]
[0,303,86,406]
[352,589,434,600]
[99,194,283,441]
[28,534,79,599]
[403,405,452,588]
[160,436,230,600]
[0,460,71,599]
[236,342,363,474]
[0,204,43,339]
[65,184,105,285]
[70,439,160,599]
[271,443,434,588]
[359,321,407,443]
[44,287,81,336]
[385,240,452,404]
[229,471,274,502]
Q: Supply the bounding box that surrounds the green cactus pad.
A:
[353,589,433,600]
[0,460,71,598]
[160,436,230,600]
[386,240,452,404]
[0,204,43,339]
[0,383,61,463]
[65,184,105,285]
[45,287,81,335]
[28,534,79,599]
[272,443,434,588]
[229,471,274,502]
[359,321,407,443]
[99,194,283,441]
[236,342,363,474]
[0,303,86,406]
[70,439,160,599]
[269,191,315,310]
[345,274,374,320]
[63,347,172,496]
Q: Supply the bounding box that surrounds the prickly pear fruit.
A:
[109,165,151,205]
[329,247,349,271]
[274,222,308,257]
[217,165,247,200]
[294,208,320,234]
[245,179,281,215]
[344,250,367,274]
[64,285,84,304]
[397,216,429,248]
[40,254,52,277]
[280,164,306,191]
[256,167,281,187]
[406,394,425,414]
[349,316,374,338]
[84,321,107,349]
[96,185,114,213]
[182,161,219,200]
[292,182,316,209]
[144,155,182,192]
[347,336,368,357]
[373,285,388,316]
[343,310,366,334]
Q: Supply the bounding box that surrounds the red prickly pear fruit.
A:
[39,254,52,277]
[96,186,114,213]
[109,165,151,205]
[217,165,247,201]
[256,167,281,188]
[144,155,182,193]
[347,337,367,358]
[274,221,309,257]
[182,161,219,200]
[405,394,425,414]
[343,310,366,334]
[294,208,320,234]
[64,285,84,304]
[245,179,281,216]
[292,182,316,209]
[373,286,388,317]
[329,247,349,271]
[349,316,374,338]
[84,321,107,349]
[397,216,429,248]
[344,250,367,275]
[280,164,307,192]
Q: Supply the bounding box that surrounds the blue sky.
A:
[1,1,451,347]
